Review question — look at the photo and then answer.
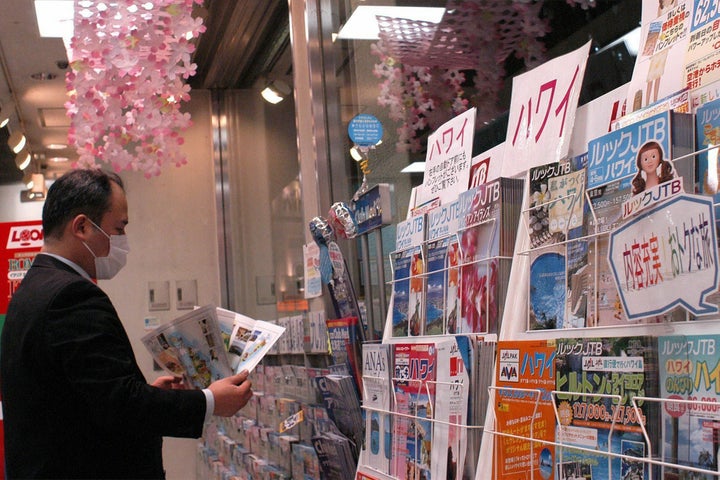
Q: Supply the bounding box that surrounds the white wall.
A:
[99,89,219,479]
[0,183,45,223]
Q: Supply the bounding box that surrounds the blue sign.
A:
[348,114,383,146]
[354,183,392,235]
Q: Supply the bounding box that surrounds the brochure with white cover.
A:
[141,304,232,389]
[221,308,257,370]
[235,320,286,373]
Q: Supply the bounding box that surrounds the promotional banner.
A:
[468,142,504,189]
[569,83,629,157]
[608,194,719,319]
[684,0,720,91]
[303,241,322,299]
[626,1,691,111]
[418,107,476,206]
[502,40,591,178]
[1,220,43,319]
[0,219,42,478]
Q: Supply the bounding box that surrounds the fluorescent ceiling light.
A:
[337,6,445,40]
[261,80,291,104]
[401,162,426,173]
[34,0,74,39]
[597,26,640,57]
[46,143,68,150]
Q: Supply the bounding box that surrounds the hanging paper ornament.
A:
[66,0,206,177]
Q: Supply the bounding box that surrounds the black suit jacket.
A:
[1,254,207,479]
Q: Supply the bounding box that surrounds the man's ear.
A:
[69,214,92,241]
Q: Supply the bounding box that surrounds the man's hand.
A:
[151,375,186,390]
[208,370,253,417]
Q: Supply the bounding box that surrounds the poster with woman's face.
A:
[632,140,677,196]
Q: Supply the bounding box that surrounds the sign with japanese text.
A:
[353,183,392,235]
[587,110,672,190]
[608,194,719,320]
[1,220,43,318]
[302,241,322,299]
[569,83,629,158]
[627,1,690,111]
[348,113,383,146]
[502,41,591,178]
[417,107,476,206]
[468,142,503,189]
[684,0,720,91]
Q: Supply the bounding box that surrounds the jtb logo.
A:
[7,226,44,249]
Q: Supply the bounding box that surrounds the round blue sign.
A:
[348,114,383,146]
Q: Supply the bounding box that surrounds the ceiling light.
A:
[23,171,34,189]
[0,104,10,128]
[34,0,74,38]
[30,72,58,81]
[350,146,363,161]
[597,26,641,57]
[46,143,68,150]
[15,148,32,170]
[48,156,69,163]
[401,162,426,173]
[337,6,445,40]
[261,80,291,104]
[8,131,27,154]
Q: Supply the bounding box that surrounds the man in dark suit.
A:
[0,169,253,479]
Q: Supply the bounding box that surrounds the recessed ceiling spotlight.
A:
[15,148,32,170]
[30,72,58,81]
[8,131,27,154]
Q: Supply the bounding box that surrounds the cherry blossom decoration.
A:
[371,0,595,153]
[65,0,206,177]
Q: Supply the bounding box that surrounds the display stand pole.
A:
[359,233,375,339]
[352,183,392,341]
[374,230,387,331]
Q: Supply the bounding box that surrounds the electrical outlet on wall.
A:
[148,281,170,311]
[176,279,198,310]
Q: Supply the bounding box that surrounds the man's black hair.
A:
[42,169,124,239]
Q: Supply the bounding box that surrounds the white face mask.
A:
[82,219,130,280]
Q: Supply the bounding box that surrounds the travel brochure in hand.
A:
[142,304,285,388]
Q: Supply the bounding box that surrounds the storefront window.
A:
[303,0,638,335]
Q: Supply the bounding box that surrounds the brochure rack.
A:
[386,215,508,339]
[479,147,720,479]
[358,376,486,480]
[368,165,720,480]
[485,386,720,480]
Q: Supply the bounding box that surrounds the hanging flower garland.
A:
[65,0,205,177]
[371,0,594,153]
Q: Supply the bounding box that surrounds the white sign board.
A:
[502,41,591,178]
[417,107,476,206]
[608,194,719,320]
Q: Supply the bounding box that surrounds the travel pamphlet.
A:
[142,304,285,388]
